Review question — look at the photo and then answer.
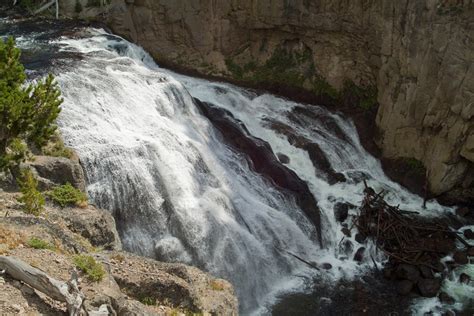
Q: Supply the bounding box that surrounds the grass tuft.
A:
[73,254,105,282]
[47,183,88,208]
[27,237,55,250]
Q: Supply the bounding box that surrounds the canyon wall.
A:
[63,0,474,204]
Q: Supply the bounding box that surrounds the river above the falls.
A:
[1,17,465,315]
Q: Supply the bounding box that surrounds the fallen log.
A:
[0,256,84,316]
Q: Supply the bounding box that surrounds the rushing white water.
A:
[5,23,468,314]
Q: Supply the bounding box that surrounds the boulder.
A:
[383,267,394,280]
[334,202,350,222]
[456,207,470,217]
[50,205,122,251]
[105,251,238,315]
[417,278,441,298]
[395,264,420,282]
[341,227,351,237]
[467,247,474,257]
[353,247,365,262]
[464,229,474,240]
[438,292,455,305]
[396,280,414,295]
[339,239,353,256]
[276,153,290,164]
[419,266,434,279]
[355,233,366,244]
[459,273,471,284]
[27,156,86,191]
[453,251,468,265]
[320,263,332,270]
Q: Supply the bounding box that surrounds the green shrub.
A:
[140,296,156,306]
[17,169,45,216]
[405,158,425,174]
[73,254,105,282]
[341,81,378,110]
[0,37,63,172]
[75,0,83,13]
[47,183,87,208]
[42,133,73,159]
[27,237,54,250]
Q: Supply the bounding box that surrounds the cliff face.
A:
[63,0,474,203]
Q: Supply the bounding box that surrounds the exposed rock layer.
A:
[60,0,474,203]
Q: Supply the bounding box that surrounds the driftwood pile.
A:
[353,182,472,298]
[355,182,461,269]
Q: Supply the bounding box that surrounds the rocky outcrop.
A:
[59,0,474,204]
[27,155,86,192]
[0,190,238,315]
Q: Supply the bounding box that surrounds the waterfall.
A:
[3,23,454,315]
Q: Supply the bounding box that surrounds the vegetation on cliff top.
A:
[225,47,377,110]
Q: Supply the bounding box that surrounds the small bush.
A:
[17,169,45,216]
[209,279,225,291]
[27,237,54,250]
[75,0,83,13]
[42,133,74,159]
[140,296,156,306]
[405,158,425,174]
[47,183,87,208]
[73,254,105,282]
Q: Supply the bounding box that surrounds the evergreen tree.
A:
[0,36,63,171]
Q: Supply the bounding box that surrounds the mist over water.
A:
[4,24,459,315]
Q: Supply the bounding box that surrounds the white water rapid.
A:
[3,23,467,315]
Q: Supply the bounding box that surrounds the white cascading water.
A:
[5,23,468,315]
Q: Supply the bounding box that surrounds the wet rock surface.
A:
[195,98,323,245]
[272,273,413,316]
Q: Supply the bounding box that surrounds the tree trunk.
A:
[0,256,85,316]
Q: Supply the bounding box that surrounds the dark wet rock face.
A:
[439,292,455,305]
[459,273,471,284]
[264,119,346,185]
[456,207,470,217]
[194,99,323,246]
[453,251,469,265]
[464,229,474,240]
[355,233,367,244]
[397,280,414,295]
[417,278,441,298]
[272,273,412,315]
[395,264,420,283]
[353,247,365,262]
[334,202,354,222]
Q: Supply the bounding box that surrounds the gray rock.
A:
[27,155,85,191]
[53,206,122,251]
[276,153,290,164]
